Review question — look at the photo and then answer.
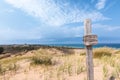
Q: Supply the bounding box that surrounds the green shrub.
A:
[32,53,52,65]
[0,47,4,54]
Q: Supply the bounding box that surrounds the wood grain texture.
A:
[83,35,98,46]
[84,19,94,80]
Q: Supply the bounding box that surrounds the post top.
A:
[84,19,91,22]
[84,19,92,35]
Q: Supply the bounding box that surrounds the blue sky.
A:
[0,0,120,44]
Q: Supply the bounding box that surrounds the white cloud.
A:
[106,26,120,31]
[96,0,107,10]
[40,25,84,38]
[91,23,120,38]
[5,0,109,26]
[93,23,120,31]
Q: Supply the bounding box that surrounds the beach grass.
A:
[0,47,120,80]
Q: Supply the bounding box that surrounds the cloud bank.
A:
[1,0,115,44]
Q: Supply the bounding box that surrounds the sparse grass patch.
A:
[0,64,5,75]
[114,64,120,79]
[109,57,116,67]
[103,65,109,80]
[76,57,86,75]
[77,64,86,75]
[0,63,19,75]
[80,51,86,56]
[7,63,19,71]
[0,55,29,76]
[0,56,31,65]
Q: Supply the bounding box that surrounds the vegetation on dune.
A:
[0,47,120,80]
[78,47,116,58]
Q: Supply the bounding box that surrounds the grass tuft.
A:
[103,65,109,80]
[31,51,52,65]
[93,47,114,58]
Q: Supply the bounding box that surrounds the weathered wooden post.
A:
[83,19,98,80]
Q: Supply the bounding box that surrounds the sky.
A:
[0,0,120,44]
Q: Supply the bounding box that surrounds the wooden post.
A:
[84,19,96,80]
[86,46,94,80]
[84,19,92,35]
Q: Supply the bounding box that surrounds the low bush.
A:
[0,47,4,54]
[57,48,74,54]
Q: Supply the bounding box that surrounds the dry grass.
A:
[31,53,52,65]
[93,47,114,58]
[0,47,120,80]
